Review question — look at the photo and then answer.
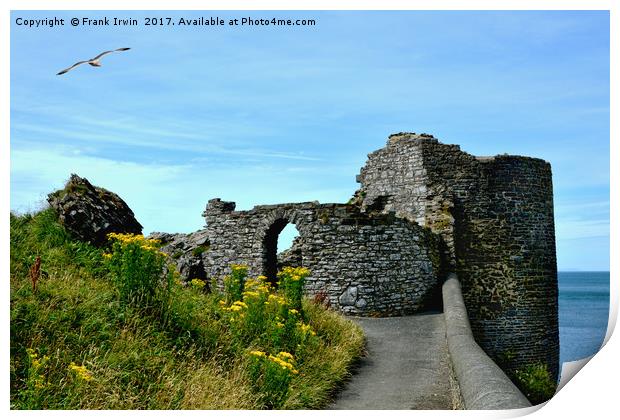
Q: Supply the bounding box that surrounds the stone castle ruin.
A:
[200,132,559,381]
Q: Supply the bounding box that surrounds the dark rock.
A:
[148,230,210,286]
[47,174,142,246]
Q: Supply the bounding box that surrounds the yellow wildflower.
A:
[190,278,206,289]
[252,351,299,374]
[278,267,310,278]
[267,355,297,372]
[230,264,248,274]
[226,300,248,312]
[267,294,286,305]
[245,277,271,294]
[69,362,93,381]
[107,233,164,255]
[297,322,317,336]
[27,349,50,370]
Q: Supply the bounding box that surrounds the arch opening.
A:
[262,218,301,285]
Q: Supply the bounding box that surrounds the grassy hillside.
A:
[10,208,364,409]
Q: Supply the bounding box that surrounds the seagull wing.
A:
[91,47,131,61]
[56,60,89,76]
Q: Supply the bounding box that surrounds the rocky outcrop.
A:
[148,230,210,286]
[47,174,142,246]
[276,237,303,271]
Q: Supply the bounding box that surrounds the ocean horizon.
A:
[558,271,610,367]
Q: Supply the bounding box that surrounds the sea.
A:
[558,271,610,366]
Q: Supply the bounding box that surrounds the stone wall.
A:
[442,273,531,409]
[356,133,559,380]
[203,199,441,316]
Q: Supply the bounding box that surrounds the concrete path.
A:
[329,312,457,410]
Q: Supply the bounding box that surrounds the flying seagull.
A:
[56,47,131,76]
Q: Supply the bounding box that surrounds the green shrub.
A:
[16,348,51,409]
[189,278,207,291]
[248,350,298,408]
[192,245,209,257]
[513,362,556,404]
[216,265,321,405]
[105,233,172,310]
[277,266,309,313]
[223,264,248,304]
[10,208,106,280]
[219,266,318,354]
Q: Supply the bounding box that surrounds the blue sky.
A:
[10,10,609,270]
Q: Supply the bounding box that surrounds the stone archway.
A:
[257,207,309,286]
[262,217,290,285]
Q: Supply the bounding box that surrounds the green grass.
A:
[10,208,365,409]
[512,363,557,405]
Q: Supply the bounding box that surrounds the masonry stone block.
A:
[339,286,358,306]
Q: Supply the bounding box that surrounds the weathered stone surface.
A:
[277,236,303,270]
[339,286,358,306]
[356,132,559,380]
[442,274,531,409]
[203,200,442,316]
[148,230,210,285]
[47,174,142,246]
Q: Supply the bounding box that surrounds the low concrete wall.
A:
[443,273,531,410]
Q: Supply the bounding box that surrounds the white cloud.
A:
[12,108,322,161]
